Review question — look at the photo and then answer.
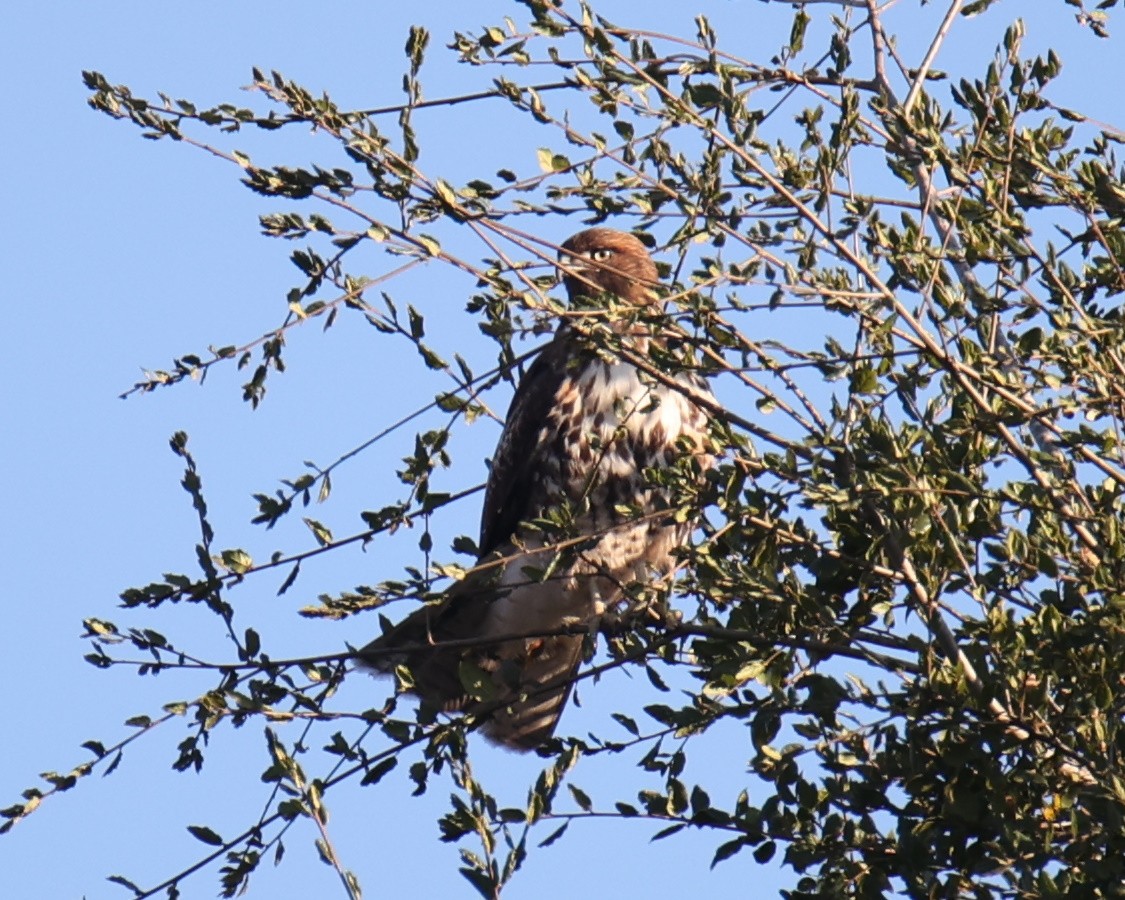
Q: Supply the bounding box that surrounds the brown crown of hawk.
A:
[358,228,714,749]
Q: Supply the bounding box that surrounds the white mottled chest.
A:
[583,360,684,430]
[568,360,698,477]
[483,357,709,640]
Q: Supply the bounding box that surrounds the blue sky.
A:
[2,2,1120,898]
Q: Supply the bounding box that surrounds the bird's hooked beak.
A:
[557,245,622,295]
[555,251,592,284]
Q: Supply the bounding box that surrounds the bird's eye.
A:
[589,248,613,262]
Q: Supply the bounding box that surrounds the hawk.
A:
[358,228,713,749]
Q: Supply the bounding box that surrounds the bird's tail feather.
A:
[356,567,586,750]
[355,579,494,710]
[481,634,584,749]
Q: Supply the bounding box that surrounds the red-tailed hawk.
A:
[359,228,713,749]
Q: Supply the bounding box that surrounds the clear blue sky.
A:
[2,2,1119,898]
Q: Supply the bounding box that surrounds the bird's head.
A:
[557,228,659,306]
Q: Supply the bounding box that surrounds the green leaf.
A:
[360,757,398,786]
[711,838,747,868]
[459,866,498,899]
[458,661,496,701]
[405,25,429,72]
[687,82,724,108]
[81,740,107,758]
[788,8,809,52]
[187,824,223,846]
[568,784,593,812]
[303,518,334,547]
[849,365,878,394]
[434,179,458,208]
[277,562,301,596]
[218,549,252,574]
[537,821,569,848]
[535,148,569,172]
[107,874,144,893]
[416,234,441,256]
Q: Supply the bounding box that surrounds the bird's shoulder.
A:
[478,331,587,554]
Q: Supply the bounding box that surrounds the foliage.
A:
[7,0,1125,897]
